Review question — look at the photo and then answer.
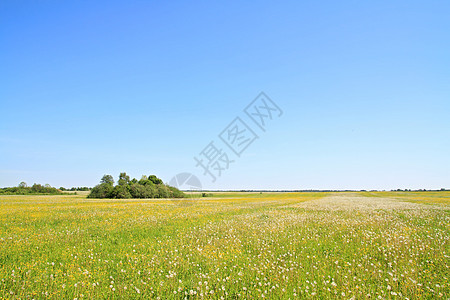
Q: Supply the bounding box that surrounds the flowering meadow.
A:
[0,191,448,299]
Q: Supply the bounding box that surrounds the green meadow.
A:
[1,192,448,299]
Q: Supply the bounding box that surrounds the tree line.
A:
[59,187,91,191]
[88,173,185,199]
[0,182,63,195]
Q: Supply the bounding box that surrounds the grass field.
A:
[0,192,448,299]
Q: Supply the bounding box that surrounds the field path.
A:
[293,192,427,211]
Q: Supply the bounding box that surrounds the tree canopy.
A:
[88,173,185,199]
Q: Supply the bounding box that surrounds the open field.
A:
[0,192,448,299]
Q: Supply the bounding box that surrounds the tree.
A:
[156,184,170,198]
[118,172,130,186]
[148,175,163,185]
[18,182,27,188]
[168,185,185,198]
[31,184,43,192]
[130,184,155,198]
[88,183,114,198]
[139,175,149,186]
[100,174,114,185]
[111,185,131,199]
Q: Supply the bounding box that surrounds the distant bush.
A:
[0,183,63,195]
[88,173,185,199]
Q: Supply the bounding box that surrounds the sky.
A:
[1,1,449,190]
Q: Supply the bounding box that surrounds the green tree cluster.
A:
[88,173,185,199]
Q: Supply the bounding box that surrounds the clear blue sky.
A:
[1,1,449,190]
